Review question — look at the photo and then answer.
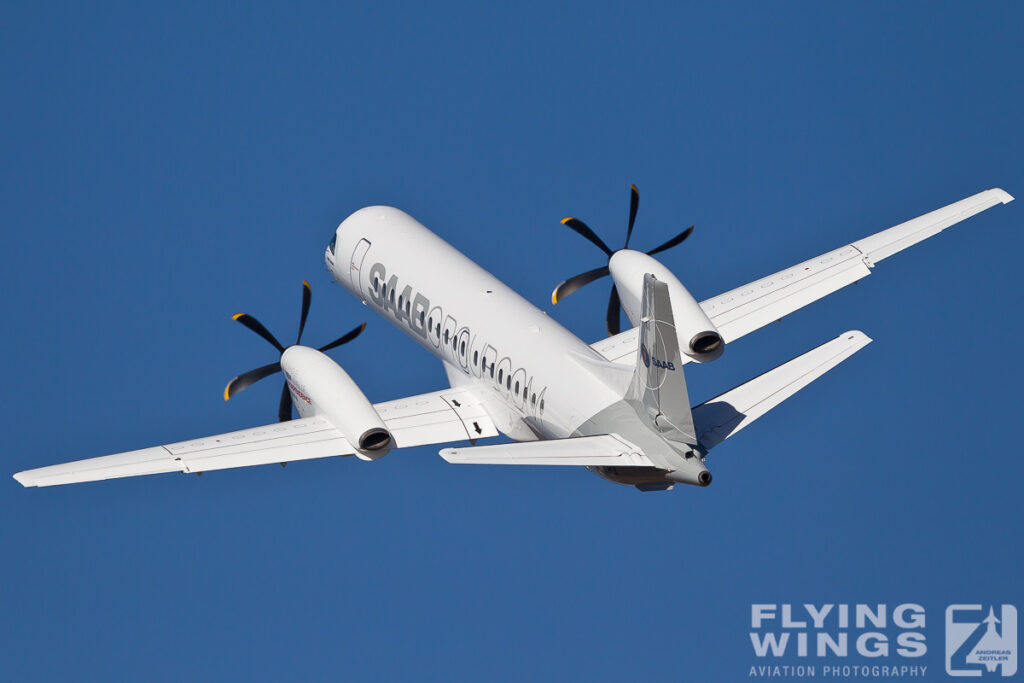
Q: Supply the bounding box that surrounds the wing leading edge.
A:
[14,388,498,487]
[592,188,1013,364]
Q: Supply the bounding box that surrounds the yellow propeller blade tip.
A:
[631,184,638,192]
[551,290,559,305]
[560,217,573,224]
[223,383,233,401]
[232,312,245,320]
[359,322,367,332]
[302,280,311,289]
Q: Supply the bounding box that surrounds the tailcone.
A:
[666,458,712,487]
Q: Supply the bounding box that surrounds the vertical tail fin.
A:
[631,274,698,445]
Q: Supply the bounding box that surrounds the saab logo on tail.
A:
[642,346,675,371]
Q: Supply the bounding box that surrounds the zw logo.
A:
[946,605,1017,677]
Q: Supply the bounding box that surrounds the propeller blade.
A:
[560,217,614,257]
[223,361,282,401]
[232,313,285,353]
[318,322,367,352]
[624,184,639,249]
[646,225,694,257]
[296,280,312,345]
[606,285,622,336]
[278,381,293,422]
[551,265,611,304]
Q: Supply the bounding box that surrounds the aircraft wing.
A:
[591,188,1013,364]
[13,388,498,487]
[692,330,872,450]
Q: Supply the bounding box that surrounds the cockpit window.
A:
[328,233,337,255]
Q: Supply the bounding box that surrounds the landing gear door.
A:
[350,238,371,302]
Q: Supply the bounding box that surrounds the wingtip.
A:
[992,188,1014,204]
[13,471,32,488]
[842,329,873,345]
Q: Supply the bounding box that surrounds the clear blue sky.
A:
[2,2,1021,680]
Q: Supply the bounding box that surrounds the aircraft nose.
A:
[325,232,339,279]
[325,232,337,264]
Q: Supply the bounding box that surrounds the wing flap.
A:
[440,434,653,466]
[375,389,498,447]
[692,330,872,450]
[703,246,872,344]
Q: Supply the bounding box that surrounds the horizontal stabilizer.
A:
[692,330,872,450]
[440,434,654,467]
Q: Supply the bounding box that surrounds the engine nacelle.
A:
[608,250,724,362]
[279,345,392,460]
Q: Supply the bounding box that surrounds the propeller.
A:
[551,184,694,336]
[223,280,366,421]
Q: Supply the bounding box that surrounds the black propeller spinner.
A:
[551,184,694,336]
[223,280,366,421]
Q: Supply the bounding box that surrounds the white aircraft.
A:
[13,187,1014,491]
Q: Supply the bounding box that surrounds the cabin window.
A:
[460,340,466,355]
[506,376,511,390]
[389,288,395,304]
[444,329,450,344]
[489,363,495,378]
[497,369,503,383]
[373,276,379,293]
[531,393,536,406]
[540,398,545,413]
[427,317,433,330]
[514,381,519,395]
[418,310,425,324]
[473,351,479,365]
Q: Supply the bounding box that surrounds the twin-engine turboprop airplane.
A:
[13,187,1014,491]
